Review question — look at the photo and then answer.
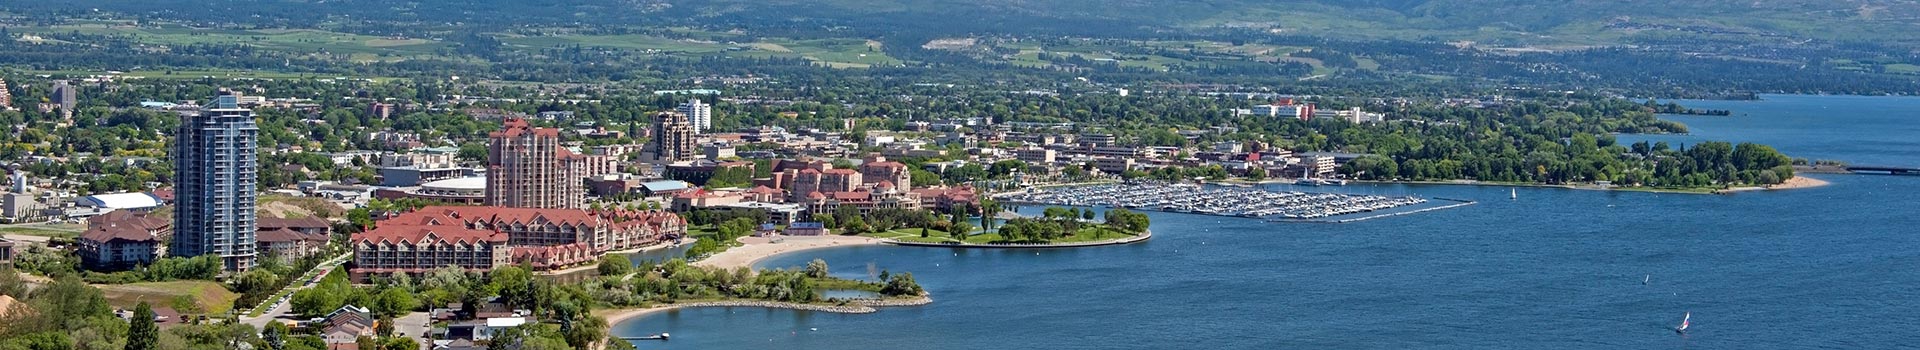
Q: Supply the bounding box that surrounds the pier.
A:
[1846,165,1920,175]
[998,182,1432,221]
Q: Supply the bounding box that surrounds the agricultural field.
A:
[7,23,449,62]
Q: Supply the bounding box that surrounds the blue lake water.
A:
[614,95,1920,349]
[1625,94,1920,167]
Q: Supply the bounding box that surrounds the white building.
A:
[677,98,712,134]
[1251,103,1314,120]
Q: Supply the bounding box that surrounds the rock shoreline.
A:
[602,294,934,324]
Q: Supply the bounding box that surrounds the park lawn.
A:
[97,280,240,315]
[0,224,83,238]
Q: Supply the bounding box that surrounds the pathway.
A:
[240,252,353,327]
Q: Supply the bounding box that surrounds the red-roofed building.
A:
[911,186,979,212]
[348,206,685,281]
[77,210,170,270]
[859,156,913,192]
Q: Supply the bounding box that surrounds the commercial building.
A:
[677,98,712,134]
[650,112,697,162]
[486,118,591,209]
[171,91,260,271]
[374,177,487,205]
[1015,148,1057,164]
[1250,99,1316,120]
[1095,157,1136,173]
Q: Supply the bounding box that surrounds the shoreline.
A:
[1716,175,1831,193]
[598,295,934,327]
[880,229,1151,248]
[692,235,884,269]
[537,239,695,276]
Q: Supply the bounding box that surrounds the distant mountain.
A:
[9,0,1919,47]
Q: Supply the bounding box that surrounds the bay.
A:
[614,95,1920,349]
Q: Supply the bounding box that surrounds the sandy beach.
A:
[1718,175,1831,193]
[693,235,882,269]
[1768,175,1831,190]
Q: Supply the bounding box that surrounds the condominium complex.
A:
[486,118,589,209]
[650,111,697,162]
[171,90,260,271]
[348,206,685,280]
[677,98,712,133]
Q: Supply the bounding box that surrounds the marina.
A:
[998,182,1434,220]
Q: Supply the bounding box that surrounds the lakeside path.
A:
[693,235,883,269]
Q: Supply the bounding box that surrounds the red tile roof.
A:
[257,228,327,243]
[79,222,159,243]
[351,225,505,246]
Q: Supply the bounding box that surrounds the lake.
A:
[613,95,1920,349]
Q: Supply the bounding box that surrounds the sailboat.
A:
[1643,275,1650,285]
[1674,312,1691,334]
[1510,188,1517,200]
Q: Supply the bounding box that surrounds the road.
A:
[240,252,353,328]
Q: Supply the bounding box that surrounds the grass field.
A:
[503,33,901,68]
[97,280,241,315]
[9,23,448,62]
[0,224,83,238]
[17,68,392,81]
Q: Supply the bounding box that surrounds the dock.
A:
[999,182,1431,221]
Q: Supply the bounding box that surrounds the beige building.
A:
[486,118,588,209]
[651,112,697,162]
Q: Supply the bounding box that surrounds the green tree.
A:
[128,302,159,350]
[804,259,830,279]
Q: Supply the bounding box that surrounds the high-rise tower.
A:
[649,112,696,163]
[486,118,588,208]
[677,98,711,134]
[172,90,259,271]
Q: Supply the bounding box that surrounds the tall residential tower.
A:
[649,112,697,163]
[677,98,711,134]
[172,90,259,271]
[486,118,589,208]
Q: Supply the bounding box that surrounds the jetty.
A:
[999,182,1429,220]
[1846,165,1920,175]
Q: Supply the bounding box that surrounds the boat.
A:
[1674,312,1690,334]
[1295,178,1322,186]
[1643,275,1650,285]
[623,333,670,341]
[1510,188,1517,200]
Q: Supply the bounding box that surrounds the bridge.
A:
[1846,166,1920,175]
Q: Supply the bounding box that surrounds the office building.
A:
[172,90,260,271]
